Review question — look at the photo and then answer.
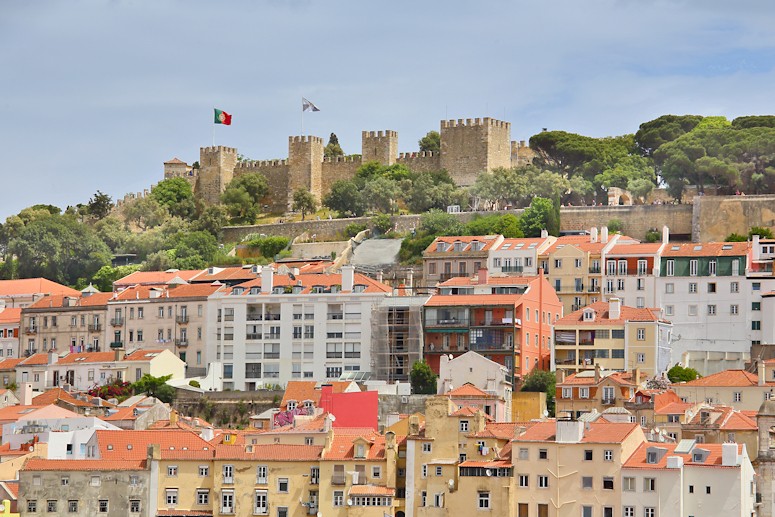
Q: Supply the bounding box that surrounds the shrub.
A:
[371,214,392,235]
[188,380,201,388]
[644,229,660,243]
[244,236,290,258]
[345,223,367,238]
[607,219,623,233]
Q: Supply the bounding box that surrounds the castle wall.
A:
[440,117,511,186]
[692,194,775,242]
[362,130,397,165]
[288,136,324,206]
[196,146,237,205]
[321,156,360,195]
[561,204,693,241]
[234,159,290,213]
[395,152,441,173]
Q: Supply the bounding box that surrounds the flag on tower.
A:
[214,108,232,125]
[302,98,320,112]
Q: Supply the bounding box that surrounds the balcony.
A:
[571,305,583,312]
[110,317,124,327]
[88,324,102,332]
[424,318,469,328]
[331,475,346,486]
[439,272,470,282]
[175,338,189,347]
[589,266,601,274]
[175,315,189,324]
[109,341,123,349]
[426,342,468,353]
[500,265,524,273]
[602,398,616,405]
[472,318,513,327]
[264,333,281,340]
[587,285,599,293]
[246,313,280,321]
[246,333,262,340]
[470,342,513,353]
[24,326,37,335]
[327,313,344,320]
[554,357,577,365]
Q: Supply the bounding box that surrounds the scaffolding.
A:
[371,296,426,383]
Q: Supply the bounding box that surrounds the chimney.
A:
[594,364,601,384]
[114,348,122,362]
[666,456,684,469]
[556,419,585,443]
[632,367,642,386]
[47,351,58,364]
[170,410,179,426]
[609,297,621,320]
[541,229,548,239]
[590,227,598,243]
[478,268,489,285]
[376,271,383,283]
[753,234,761,262]
[662,226,670,244]
[601,226,609,244]
[758,359,766,387]
[20,382,33,406]
[406,270,414,288]
[341,265,355,292]
[722,442,739,466]
[408,415,420,436]
[261,265,274,294]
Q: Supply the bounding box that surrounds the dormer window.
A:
[355,443,366,458]
[232,287,245,295]
[312,286,325,294]
[249,287,260,295]
[646,451,657,464]
[436,242,448,252]
[583,310,595,321]
[353,285,366,293]
[272,287,285,294]
[287,400,297,411]
[471,241,482,251]
[292,286,304,294]
[453,241,464,252]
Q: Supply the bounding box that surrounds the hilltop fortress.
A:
[163,117,535,212]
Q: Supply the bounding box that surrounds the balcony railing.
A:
[175,338,189,347]
[109,341,123,349]
[246,333,262,340]
[587,285,599,293]
[470,342,513,352]
[88,324,102,332]
[554,358,576,365]
[589,266,601,274]
[439,272,470,281]
[426,343,468,353]
[472,319,513,327]
[24,326,37,334]
[602,398,616,405]
[500,265,524,273]
[175,315,189,324]
[246,313,280,321]
[110,317,124,326]
[571,305,583,312]
[424,318,469,327]
[331,475,346,485]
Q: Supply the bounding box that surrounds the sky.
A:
[3,0,775,219]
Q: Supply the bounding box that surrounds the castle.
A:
[164,117,535,212]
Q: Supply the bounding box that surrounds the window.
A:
[753,321,762,331]
[666,259,675,276]
[637,278,645,291]
[221,491,234,514]
[434,493,444,507]
[637,328,645,340]
[539,449,548,459]
[584,450,593,461]
[372,466,381,478]
[582,476,593,489]
[333,491,344,507]
[753,302,761,311]
[754,282,761,291]
[644,509,655,517]
[199,465,209,477]
[637,353,645,363]
[91,475,101,486]
[166,489,178,506]
[731,281,739,293]
[99,500,109,513]
[518,474,529,487]
[554,259,562,269]
[579,388,589,399]
[623,477,635,491]
[460,420,469,432]
[708,304,717,315]
[278,477,289,493]
[689,282,697,293]
[538,475,548,488]
[603,477,614,490]
[68,500,78,513]
[256,465,267,484]
[222,464,234,483]
[688,304,698,316]
[478,491,490,509]
[254,490,267,514]
[644,477,656,491]
[734,392,742,402]
[706,485,712,494]
[518,448,529,460]
[604,449,613,461]
[167,465,178,477]
[562,387,572,399]
[197,490,209,506]
[27,501,37,513]
[665,282,674,293]
[708,282,717,293]
[61,476,69,485]
[575,258,582,268]
[689,485,694,493]
[435,466,443,476]
[47,501,57,513]
[690,259,698,276]
[623,507,635,517]
[422,464,427,477]
[731,304,739,315]
[422,442,432,453]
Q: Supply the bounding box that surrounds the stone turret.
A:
[288,136,324,208]
[440,117,511,186]
[196,146,238,205]
[362,130,397,165]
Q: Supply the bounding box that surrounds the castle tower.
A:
[361,130,397,165]
[195,146,238,205]
[756,398,775,517]
[288,135,324,207]
[440,117,511,186]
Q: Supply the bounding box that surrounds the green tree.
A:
[87,190,114,220]
[405,170,466,213]
[410,360,437,394]
[520,369,556,417]
[292,189,318,220]
[634,114,704,157]
[91,264,141,292]
[732,115,775,129]
[519,197,557,237]
[221,172,269,223]
[363,176,400,213]
[122,196,169,230]
[324,132,344,158]
[244,236,290,258]
[323,180,366,217]
[667,365,701,383]
[465,214,523,238]
[132,373,176,404]
[192,205,229,240]
[419,209,464,236]
[371,214,392,235]
[94,216,130,252]
[170,230,219,269]
[418,130,441,153]
[150,178,196,220]
[725,233,748,242]
[750,226,775,239]
[607,219,623,233]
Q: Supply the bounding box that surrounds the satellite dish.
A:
[543,410,549,418]
[347,499,353,506]
[485,469,493,477]
[289,272,296,281]
[448,479,455,488]
[448,354,454,360]
[655,427,660,434]
[317,513,322,517]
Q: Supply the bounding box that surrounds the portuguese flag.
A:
[214,108,232,125]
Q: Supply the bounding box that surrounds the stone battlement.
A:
[441,117,510,129]
[398,151,436,159]
[200,145,237,154]
[322,155,359,163]
[236,159,289,168]
[362,130,398,138]
[289,135,323,144]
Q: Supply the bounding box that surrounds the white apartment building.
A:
[621,440,756,517]
[487,234,556,276]
[601,241,665,309]
[207,266,392,390]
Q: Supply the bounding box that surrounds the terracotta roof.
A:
[446,383,494,398]
[348,485,396,497]
[164,157,187,164]
[473,422,531,440]
[515,420,640,443]
[189,266,259,283]
[450,406,494,420]
[623,442,744,469]
[215,444,323,461]
[230,272,391,295]
[32,388,98,408]
[1,480,18,498]
[280,381,355,410]
[437,276,535,287]
[23,458,146,471]
[680,369,773,388]
[424,235,502,255]
[458,460,513,468]
[655,401,693,415]
[112,283,224,301]
[19,353,49,366]
[492,237,550,250]
[425,293,523,307]
[0,404,79,422]
[55,352,116,364]
[28,292,113,310]
[323,432,385,461]
[0,443,35,457]
[114,270,202,287]
[0,308,21,324]
[685,405,758,431]
[559,370,640,387]
[607,243,663,256]
[124,349,168,361]
[95,429,212,459]
[555,301,662,326]
[661,242,748,257]
[0,358,23,370]
[0,278,79,297]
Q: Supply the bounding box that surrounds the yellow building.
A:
[555,367,641,419]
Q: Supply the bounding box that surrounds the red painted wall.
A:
[319,385,378,430]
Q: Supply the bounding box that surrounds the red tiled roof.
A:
[230,272,391,295]
[446,383,494,398]
[0,358,23,371]
[424,236,502,255]
[515,420,640,443]
[685,405,758,431]
[655,401,693,415]
[19,353,49,366]
[0,278,79,297]
[0,308,21,324]
[28,292,113,310]
[1,480,18,498]
[114,270,202,287]
[623,442,744,469]
[163,157,186,164]
[450,406,494,420]
[323,433,385,461]
[124,349,168,361]
[95,429,212,459]
[661,242,748,257]
[348,485,396,497]
[607,243,663,256]
[215,444,323,461]
[189,266,259,283]
[473,422,531,440]
[680,370,773,388]
[559,371,640,387]
[112,283,224,301]
[437,276,535,287]
[55,352,116,364]
[280,381,355,410]
[555,301,661,326]
[32,388,99,408]
[23,458,146,471]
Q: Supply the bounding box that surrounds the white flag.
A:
[302,97,320,112]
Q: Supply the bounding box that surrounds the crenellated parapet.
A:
[440,117,511,129]
[322,155,359,163]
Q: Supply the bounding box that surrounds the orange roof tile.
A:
[323,433,385,461]
[623,442,744,469]
[123,349,168,361]
[559,371,640,387]
[19,353,49,366]
[680,369,772,388]
[607,243,663,256]
[515,420,640,443]
[437,275,535,287]
[0,308,21,324]
[23,458,146,471]
[473,422,531,440]
[1,480,18,498]
[0,358,23,371]
[32,388,98,408]
[348,485,396,497]
[424,235,502,255]
[28,292,113,310]
[450,406,494,420]
[230,272,391,295]
[164,157,186,164]
[446,383,494,398]
[555,301,662,326]
[0,278,79,297]
[112,283,224,301]
[655,401,693,415]
[189,266,259,283]
[95,429,212,460]
[55,352,116,364]
[661,242,748,257]
[215,444,323,461]
[280,381,355,410]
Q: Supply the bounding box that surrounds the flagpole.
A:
[301,97,305,136]
[212,122,215,147]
